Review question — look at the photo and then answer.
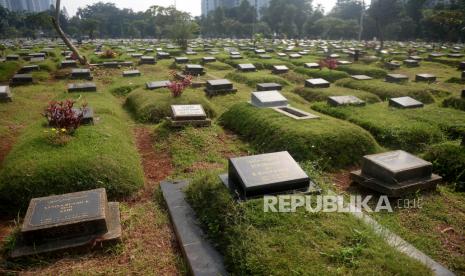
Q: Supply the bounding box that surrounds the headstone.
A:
[131,53,143,58]
[119,61,133,67]
[168,104,211,127]
[202,57,216,63]
[230,54,242,59]
[447,53,463,58]
[337,60,352,65]
[459,61,465,70]
[328,95,365,107]
[272,65,289,74]
[61,60,77,68]
[220,151,318,199]
[123,70,141,77]
[68,82,97,93]
[350,150,442,197]
[289,53,302,59]
[10,188,122,258]
[205,79,237,96]
[351,75,373,81]
[11,74,33,85]
[103,61,119,68]
[256,83,283,91]
[404,59,419,67]
[428,53,444,58]
[251,91,288,108]
[175,57,189,64]
[304,63,320,69]
[259,54,272,59]
[157,52,170,59]
[139,56,156,64]
[385,61,401,70]
[6,54,19,61]
[415,73,436,82]
[305,78,330,88]
[73,107,94,124]
[389,96,424,109]
[184,64,205,76]
[237,64,256,72]
[18,65,39,73]
[0,86,12,102]
[71,69,93,80]
[146,80,171,90]
[385,73,408,83]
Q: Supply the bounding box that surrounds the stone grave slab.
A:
[119,61,133,67]
[184,64,205,76]
[175,57,189,64]
[6,55,20,61]
[256,83,283,91]
[30,57,45,62]
[205,79,237,97]
[71,69,93,80]
[385,61,401,70]
[168,105,211,127]
[272,65,289,74]
[73,107,94,124]
[220,151,319,199]
[255,49,266,54]
[305,78,330,88]
[389,96,424,109]
[68,82,97,93]
[123,70,141,77]
[230,54,242,59]
[131,53,143,58]
[386,73,408,83]
[328,95,365,107]
[351,150,442,197]
[277,53,287,57]
[259,54,272,59]
[11,74,33,85]
[289,53,302,59]
[337,60,352,65]
[304,63,320,69]
[139,56,156,64]
[273,106,320,120]
[237,63,256,72]
[351,75,373,80]
[415,74,436,82]
[61,60,77,68]
[18,65,39,73]
[11,188,121,258]
[146,80,171,90]
[157,52,170,59]
[251,90,288,108]
[404,59,420,67]
[0,86,12,102]
[103,61,119,68]
[202,56,216,63]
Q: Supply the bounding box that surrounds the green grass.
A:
[312,102,465,153]
[125,88,217,123]
[0,61,21,82]
[249,58,296,70]
[443,96,465,111]
[220,102,380,169]
[424,142,465,190]
[0,91,144,213]
[185,172,432,275]
[335,78,440,103]
[335,64,388,79]
[293,86,381,103]
[294,68,350,82]
[224,71,290,88]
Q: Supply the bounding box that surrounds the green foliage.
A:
[312,102,465,152]
[220,103,379,169]
[185,172,432,275]
[294,67,350,82]
[0,61,21,82]
[125,88,217,123]
[335,78,437,103]
[336,64,388,79]
[225,71,290,88]
[424,142,465,191]
[442,96,465,111]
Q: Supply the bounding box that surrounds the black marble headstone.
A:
[71,69,93,80]
[237,64,256,72]
[184,64,205,76]
[385,74,408,83]
[123,70,141,77]
[146,80,171,90]
[11,74,33,85]
[68,83,97,93]
[256,83,283,91]
[415,74,436,82]
[175,57,189,64]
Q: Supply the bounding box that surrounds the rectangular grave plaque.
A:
[251,91,288,108]
[227,152,310,198]
[305,78,330,88]
[171,105,207,121]
[256,83,283,91]
[22,189,109,243]
[389,96,423,109]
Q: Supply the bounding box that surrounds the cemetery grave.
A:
[0,37,463,275]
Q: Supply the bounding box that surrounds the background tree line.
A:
[0,0,464,42]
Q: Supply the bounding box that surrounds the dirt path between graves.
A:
[0,126,183,275]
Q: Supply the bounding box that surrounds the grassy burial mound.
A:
[125,88,217,123]
[442,96,465,111]
[335,64,388,79]
[293,86,381,103]
[424,142,465,191]
[0,61,21,82]
[294,67,350,82]
[312,102,465,153]
[220,103,379,169]
[225,71,290,88]
[185,173,432,275]
[249,58,296,70]
[0,92,144,213]
[335,79,442,103]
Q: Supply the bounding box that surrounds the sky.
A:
[65,0,346,17]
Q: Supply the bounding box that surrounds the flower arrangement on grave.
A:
[318,58,338,70]
[167,70,193,98]
[100,49,117,59]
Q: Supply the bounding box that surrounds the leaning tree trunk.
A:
[52,0,87,65]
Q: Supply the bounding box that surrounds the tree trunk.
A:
[52,0,87,65]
